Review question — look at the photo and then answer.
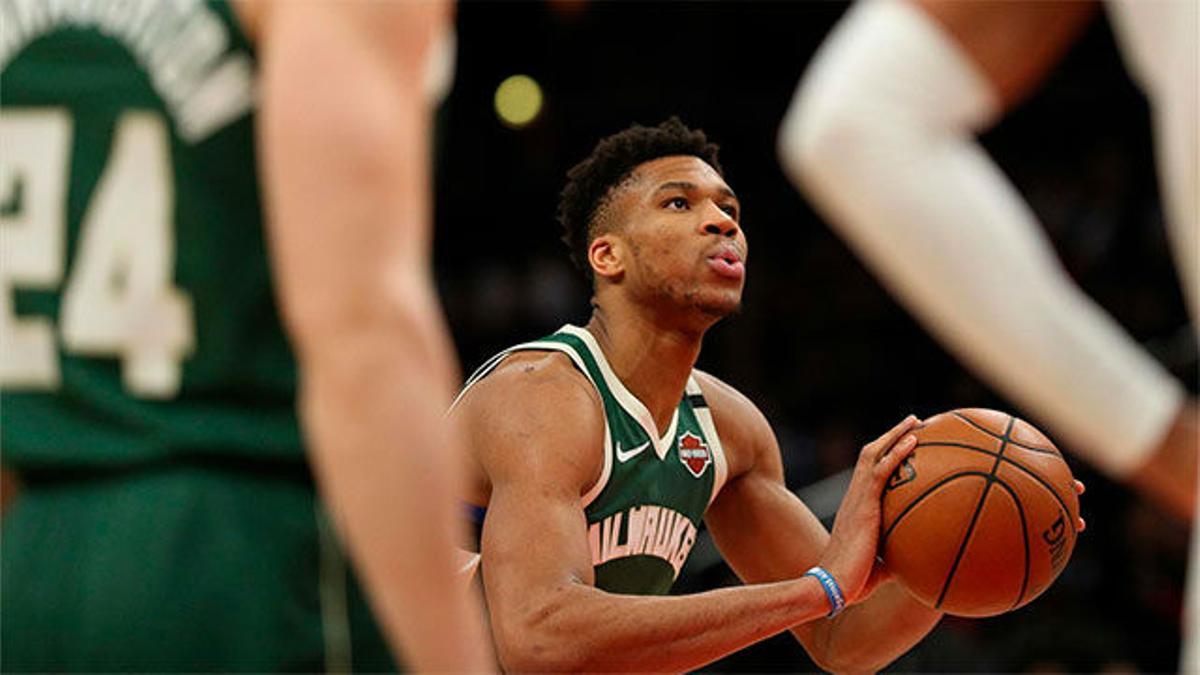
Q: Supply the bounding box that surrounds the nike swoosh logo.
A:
[615,441,651,463]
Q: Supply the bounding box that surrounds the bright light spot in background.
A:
[494,74,543,128]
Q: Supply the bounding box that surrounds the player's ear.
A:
[588,234,624,281]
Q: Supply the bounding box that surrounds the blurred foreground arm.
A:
[258,1,492,670]
[779,0,1195,520]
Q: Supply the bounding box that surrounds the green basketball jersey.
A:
[1,1,301,468]
[459,324,729,595]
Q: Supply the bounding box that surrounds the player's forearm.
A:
[778,0,1183,480]
[259,2,490,670]
[806,580,942,673]
[1128,403,1199,520]
[300,315,493,672]
[495,576,831,672]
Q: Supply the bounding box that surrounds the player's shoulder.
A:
[472,350,601,410]
[692,369,776,462]
[693,369,767,422]
[456,349,605,484]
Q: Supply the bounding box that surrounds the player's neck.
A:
[584,305,703,436]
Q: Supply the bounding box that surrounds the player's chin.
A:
[695,289,743,319]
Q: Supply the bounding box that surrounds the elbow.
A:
[776,86,828,188]
[491,591,589,672]
[805,651,840,675]
[811,647,885,675]
[495,641,582,674]
[820,652,883,675]
[795,622,889,675]
[777,79,879,206]
[795,622,840,675]
[777,74,883,211]
[815,633,906,675]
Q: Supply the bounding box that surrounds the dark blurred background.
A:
[433,2,1197,672]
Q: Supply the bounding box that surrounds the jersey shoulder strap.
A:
[451,324,615,412]
[684,374,730,506]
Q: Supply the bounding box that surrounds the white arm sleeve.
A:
[778,0,1184,476]
[1107,0,1199,333]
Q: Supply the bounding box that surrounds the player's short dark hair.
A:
[557,117,722,279]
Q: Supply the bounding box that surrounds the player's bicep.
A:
[479,452,601,667]
[706,466,829,586]
[697,372,831,581]
[480,475,595,616]
[461,358,605,660]
[704,427,835,655]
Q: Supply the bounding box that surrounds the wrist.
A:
[804,566,847,617]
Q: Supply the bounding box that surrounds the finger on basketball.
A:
[866,415,919,458]
[877,434,917,472]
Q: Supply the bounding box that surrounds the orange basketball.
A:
[880,408,1080,617]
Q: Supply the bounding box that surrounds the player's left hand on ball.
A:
[818,415,921,606]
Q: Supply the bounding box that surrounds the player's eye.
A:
[664,196,689,210]
[720,203,739,220]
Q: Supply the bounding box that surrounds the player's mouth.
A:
[706,246,745,280]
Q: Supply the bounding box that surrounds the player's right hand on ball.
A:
[819,415,920,606]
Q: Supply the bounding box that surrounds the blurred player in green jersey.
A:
[1,0,490,670]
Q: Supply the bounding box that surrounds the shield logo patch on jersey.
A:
[677,431,711,478]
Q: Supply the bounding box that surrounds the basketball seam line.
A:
[881,470,994,546]
[1010,480,1031,611]
[914,441,1075,533]
[952,412,1058,455]
[936,416,1016,609]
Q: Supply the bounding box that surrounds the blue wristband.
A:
[804,566,846,617]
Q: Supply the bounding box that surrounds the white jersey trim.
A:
[452,327,727,512]
[582,425,615,510]
[687,376,728,506]
[559,324,680,461]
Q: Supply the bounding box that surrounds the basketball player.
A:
[777,0,1197,667]
[1,1,490,671]
[452,118,953,672]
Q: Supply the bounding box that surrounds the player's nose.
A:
[700,202,738,239]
